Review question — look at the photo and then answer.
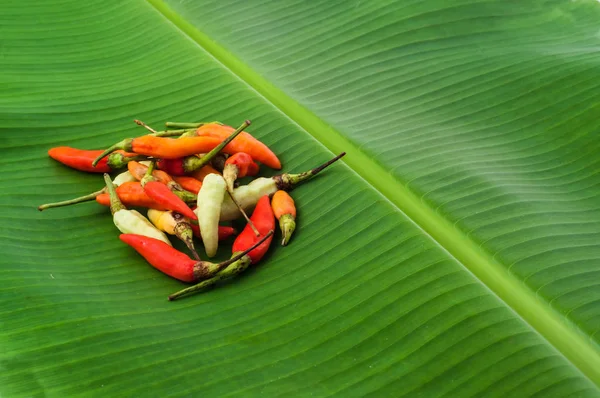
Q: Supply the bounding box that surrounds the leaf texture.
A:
[0,0,599,397]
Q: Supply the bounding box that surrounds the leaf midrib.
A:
[146,0,600,386]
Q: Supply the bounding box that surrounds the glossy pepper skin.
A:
[103,174,172,246]
[223,152,260,192]
[195,174,227,257]
[219,152,346,221]
[172,176,202,194]
[48,147,144,173]
[147,209,200,260]
[96,181,168,210]
[190,224,237,241]
[194,123,281,169]
[167,196,275,301]
[271,190,296,246]
[157,120,250,176]
[232,195,275,263]
[119,231,273,283]
[128,160,197,204]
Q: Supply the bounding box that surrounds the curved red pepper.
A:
[120,234,197,282]
[225,152,259,178]
[232,195,275,263]
[143,181,197,220]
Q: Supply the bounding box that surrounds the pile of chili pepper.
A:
[40,119,345,301]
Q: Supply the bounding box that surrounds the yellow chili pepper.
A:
[147,209,200,260]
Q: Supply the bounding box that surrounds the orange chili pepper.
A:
[92,121,254,166]
[172,176,202,194]
[194,123,281,169]
[190,165,221,182]
[48,147,145,173]
[128,160,172,184]
[157,121,250,176]
[95,182,168,210]
[271,191,296,246]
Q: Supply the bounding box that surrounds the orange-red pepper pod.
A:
[222,152,260,192]
[271,191,297,246]
[128,161,197,204]
[190,165,221,182]
[190,224,237,241]
[48,147,146,173]
[172,176,202,194]
[95,182,169,210]
[232,195,275,264]
[194,123,281,169]
[92,121,252,167]
[140,161,198,220]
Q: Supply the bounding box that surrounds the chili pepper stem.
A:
[173,221,201,261]
[227,189,260,236]
[188,120,251,170]
[92,138,133,167]
[38,188,106,211]
[103,173,126,214]
[169,230,273,301]
[165,121,223,129]
[275,152,346,191]
[134,119,158,134]
[141,160,156,186]
[279,214,296,246]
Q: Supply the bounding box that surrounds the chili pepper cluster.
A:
[40,120,345,301]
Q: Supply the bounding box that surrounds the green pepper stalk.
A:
[104,174,172,246]
[38,170,136,211]
[218,152,346,221]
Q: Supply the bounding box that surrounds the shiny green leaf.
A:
[1,0,600,396]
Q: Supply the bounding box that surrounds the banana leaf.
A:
[1,0,599,396]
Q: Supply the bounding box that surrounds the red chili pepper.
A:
[232,195,275,263]
[168,197,275,301]
[157,153,229,176]
[119,231,272,283]
[190,224,237,241]
[223,152,260,192]
[48,147,145,173]
[128,160,197,204]
[96,181,168,210]
[141,161,197,220]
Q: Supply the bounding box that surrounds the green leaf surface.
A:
[1,0,600,396]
